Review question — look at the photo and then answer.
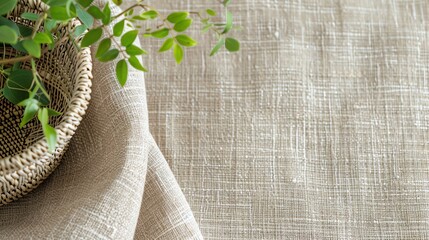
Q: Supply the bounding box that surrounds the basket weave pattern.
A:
[0,0,92,205]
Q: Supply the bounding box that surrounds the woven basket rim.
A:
[0,0,92,173]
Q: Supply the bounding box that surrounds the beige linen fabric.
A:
[0,2,202,239]
[130,0,429,239]
[1,0,429,239]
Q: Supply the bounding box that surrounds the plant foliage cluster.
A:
[0,0,240,152]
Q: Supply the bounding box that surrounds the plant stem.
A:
[189,11,222,36]
[0,54,33,65]
[102,26,128,59]
[112,3,148,19]
[31,13,47,39]
[189,11,203,19]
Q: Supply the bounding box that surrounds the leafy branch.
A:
[0,0,241,152]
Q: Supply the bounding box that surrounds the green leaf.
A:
[43,124,57,153]
[202,23,213,33]
[0,16,19,33]
[68,0,75,15]
[141,10,158,19]
[81,27,102,47]
[44,19,57,32]
[21,12,39,21]
[102,2,111,25]
[167,12,189,23]
[126,9,134,16]
[34,32,52,44]
[206,9,216,16]
[38,107,48,125]
[47,108,62,116]
[150,28,169,39]
[33,87,50,106]
[175,34,197,47]
[128,55,147,72]
[112,0,122,6]
[158,38,174,52]
[46,0,69,7]
[17,98,30,107]
[49,6,75,21]
[116,59,128,87]
[17,24,32,37]
[113,19,125,37]
[222,11,233,34]
[173,19,192,32]
[73,24,87,37]
[126,45,147,55]
[201,18,210,24]
[19,99,39,128]
[3,69,33,105]
[87,6,104,19]
[0,0,17,16]
[225,37,240,52]
[210,38,225,56]
[121,30,138,46]
[222,0,231,7]
[77,0,94,8]
[131,15,146,21]
[76,5,94,28]
[22,40,41,58]
[0,25,18,44]
[12,62,20,70]
[97,48,119,62]
[96,38,111,58]
[173,43,184,64]
[12,40,27,53]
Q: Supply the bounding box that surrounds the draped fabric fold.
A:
[0,2,202,238]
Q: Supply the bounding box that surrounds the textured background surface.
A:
[126,0,429,239]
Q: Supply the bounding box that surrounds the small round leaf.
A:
[150,28,169,39]
[81,27,102,48]
[175,34,197,47]
[126,45,147,55]
[97,49,119,62]
[0,0,17,16]
[206,9,216,16]
[174,19,192,32]
[0,25,18,44]
[128,55,147,72]
[22,40,41,58]
[159,38,174,52]
[121,30,138,46]
[113,19,125,37]
[96,38,111,58]
[225,37,240,52]
[167,12,189,23]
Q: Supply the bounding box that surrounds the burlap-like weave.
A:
[1,0,429,239]
[138,0,429,239]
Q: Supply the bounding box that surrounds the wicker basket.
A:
[0,0,92,205]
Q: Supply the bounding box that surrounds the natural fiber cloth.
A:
[0,2,202,239]
[137,0,428,239]
[1,0,429,239]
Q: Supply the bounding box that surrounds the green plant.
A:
[0,0,240,152]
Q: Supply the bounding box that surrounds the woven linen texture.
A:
[0,2,202,239]
[127,0,429,239]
